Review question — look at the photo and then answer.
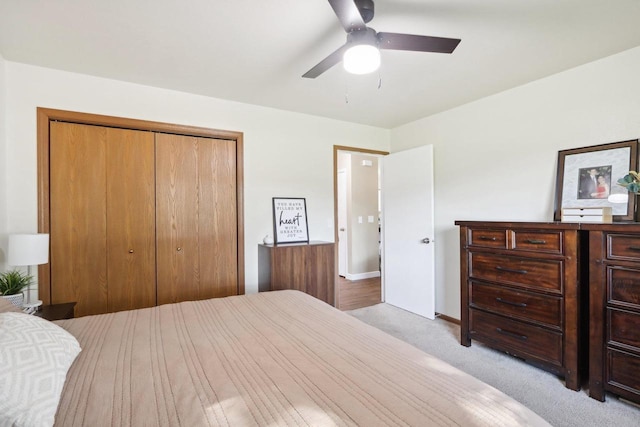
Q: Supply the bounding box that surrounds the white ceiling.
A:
[2,0,640,128]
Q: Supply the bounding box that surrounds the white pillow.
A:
[0,312,81,427]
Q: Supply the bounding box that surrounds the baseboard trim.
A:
[345,271,381,281]
[435,313,460,325]
[619,397,640,409]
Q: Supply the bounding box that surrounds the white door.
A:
[337,169,348,276]
[382,145,435,319]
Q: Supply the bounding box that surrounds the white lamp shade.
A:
[7,234,50,266]
[608,193,629,204]
[343,44,380,75]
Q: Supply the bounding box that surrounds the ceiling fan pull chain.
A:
[378,72,382,89]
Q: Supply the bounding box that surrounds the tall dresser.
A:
[455,221,584,390]
[583,223,640,404]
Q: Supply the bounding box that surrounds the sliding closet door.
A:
[155,133,238,304]
[198,135,238,297]
[50,122,108,316]
[50,122,156,316]
[106,128,156,312]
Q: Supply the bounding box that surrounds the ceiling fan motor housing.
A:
[347,27,378,47]
[355,0,375,23]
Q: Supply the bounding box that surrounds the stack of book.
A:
[561,207,613,223]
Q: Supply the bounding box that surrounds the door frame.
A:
[337,169,348,277]
[36,107,245,304]
[333,145,388,307]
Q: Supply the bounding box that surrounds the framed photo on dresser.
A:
[272,197,309,244]
[554,140,639,222]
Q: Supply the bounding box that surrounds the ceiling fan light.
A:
[343,44,380,75]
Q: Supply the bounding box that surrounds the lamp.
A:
[607,193,629,204]
[8,233,49,311]
[343,28,381,75]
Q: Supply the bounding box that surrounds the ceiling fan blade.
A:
[303,44,348,78]
[328,0,366,33]
[377,32,461,54]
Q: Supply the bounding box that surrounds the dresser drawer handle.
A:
[478,236,498,241]
[496,297,527,308]
[525,239,546,244]
[496,328,528,341]
[495,266,528,275]
[628,246,640,252]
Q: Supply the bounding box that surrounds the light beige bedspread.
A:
[54,290,549,426]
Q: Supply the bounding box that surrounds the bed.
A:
[1,290,550,426]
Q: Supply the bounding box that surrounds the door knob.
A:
[422,237,432,244]
[339,228,345,231]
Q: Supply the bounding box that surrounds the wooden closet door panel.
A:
[198,138,238,298]
[106,128,156,312]
[155,133,201,304]
[50,122,108,316]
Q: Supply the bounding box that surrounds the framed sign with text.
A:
[272,197,309,244]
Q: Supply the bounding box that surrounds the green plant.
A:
[617,171,640,194]
[0,269,33,296]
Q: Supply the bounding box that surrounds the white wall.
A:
[7,45,640,315]
[0,53,7,269]
[391,46,640,319]
[2,61,390,294]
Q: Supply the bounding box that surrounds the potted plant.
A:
[0,269,33,308]
[617,171,640,194]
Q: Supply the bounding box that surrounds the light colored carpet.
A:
[347,303,639,427]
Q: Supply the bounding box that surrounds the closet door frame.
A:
[37,107,245,305]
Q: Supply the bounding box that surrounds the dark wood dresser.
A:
[258,241,335,306]
[455,221,584,390]
[583,223,640,404]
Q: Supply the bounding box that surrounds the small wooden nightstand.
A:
[34,302,76,321]
[258,242,335,306]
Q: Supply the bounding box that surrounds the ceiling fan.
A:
[303,0,461,78]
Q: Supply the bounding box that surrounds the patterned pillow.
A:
[0,296,23,313]
[0,312,81,427]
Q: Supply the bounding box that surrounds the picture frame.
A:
[272,197,309,244]
[554,139,639,222]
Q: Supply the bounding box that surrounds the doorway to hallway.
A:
[333,145,388,308]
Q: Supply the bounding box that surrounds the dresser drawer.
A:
[608,234,640,262]
[469,253,563,293]
[608,308,640,350]
[607,266,640,308]
[607,349,640,396]
[469,229,507,249]
[470,282,561,328]
[470,309,562,365]
[512,230,562,254]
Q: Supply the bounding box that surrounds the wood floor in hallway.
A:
[337,276,381,311]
